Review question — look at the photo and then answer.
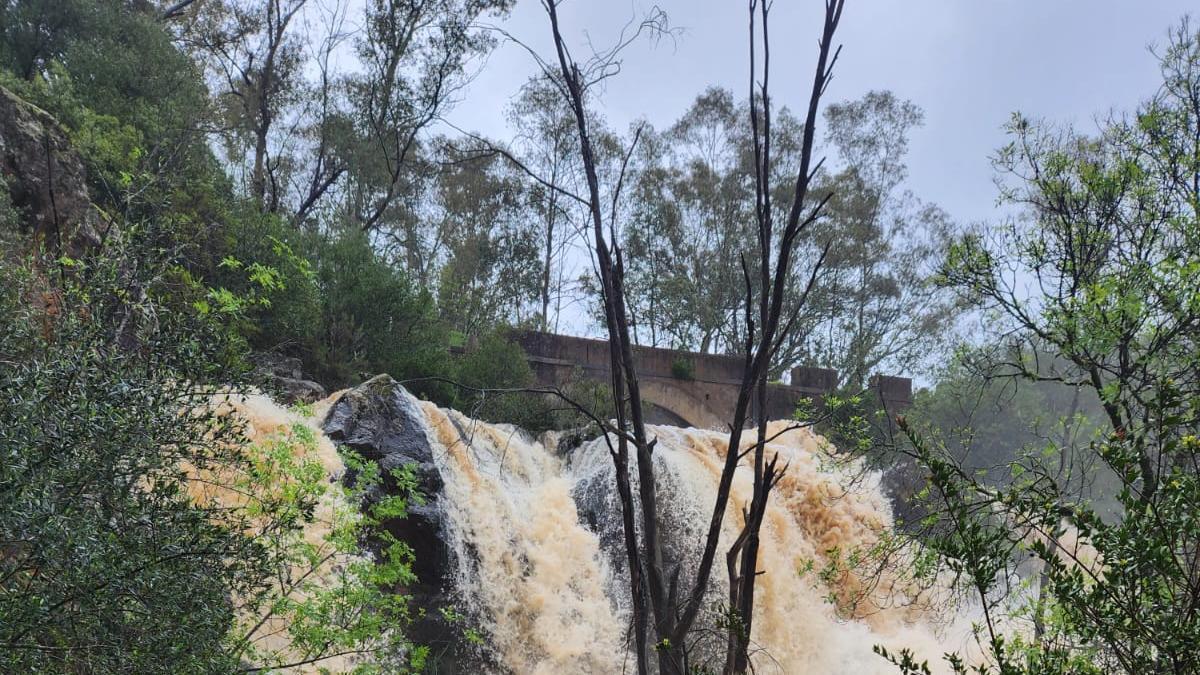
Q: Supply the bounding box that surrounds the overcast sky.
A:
[451,1,1195,228]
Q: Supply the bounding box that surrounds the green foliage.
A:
[215,209,323,353]
[888,18,1200,675]
[0,176,20,243]
[229,431,428,673]
[554,372,618,433]
[0,241,250,673]
[432,153,543,336]
[0,233,428,672]
[201,211,463,405]
[438,605,486,649]
[309,229,452,399]
[452,331,537,423]
[670,356,695,381]
[620,87,959,381]
[619,87,768,356]
[0,0,215,222]
[0,1,724,670]
[906,348,1118,515]
[449,331,613,433]
[809,389,884,458]
[803,90,961,388]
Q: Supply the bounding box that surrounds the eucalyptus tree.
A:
[620,88,959,386]
[432,151,542,336]
[621,87,763,353]
[793,91,961,389]
[177,0,512,228]
[507,74,586,332]
[174,0,313,212]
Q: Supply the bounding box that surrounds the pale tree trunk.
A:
[539,162,559,331]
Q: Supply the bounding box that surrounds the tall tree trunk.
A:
[539,164,559,330]
[544,4,663,670]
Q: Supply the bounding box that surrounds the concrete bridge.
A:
[512,330,912,430]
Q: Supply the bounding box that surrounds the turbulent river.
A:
[237,385,971,674]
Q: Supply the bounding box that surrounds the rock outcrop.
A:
[321,375,450,647]
[249,352,327,404]
[0,86,102,258]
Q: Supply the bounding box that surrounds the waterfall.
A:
[411,394,964,674]
[231,385,969,673]
[205,392,359,672]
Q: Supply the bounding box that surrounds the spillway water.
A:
[233,387,970,674]
[412,396,965,674]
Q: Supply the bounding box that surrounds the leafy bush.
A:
[310,229,452,400]
[453,331,539,425]
[215,209,323,357]
[450,333,621,434]
[0,233,428,672]
[670,356,695,380]
[886,21,1200,672]
[0,240,252,672]
[0,8,217,260]
[0,177,20,244]
[226,425,427,672]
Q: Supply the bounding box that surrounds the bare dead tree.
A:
[535,4,665,671]
[718,2,844,671]
[482,1,846,672]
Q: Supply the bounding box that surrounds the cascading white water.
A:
[408,393,968,674]
[225,387,971,673]
[200,392,361,672]
[418,402,628,674]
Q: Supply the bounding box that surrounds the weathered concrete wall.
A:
[513,330,912,430]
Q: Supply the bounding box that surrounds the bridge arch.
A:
[638,379,725,430]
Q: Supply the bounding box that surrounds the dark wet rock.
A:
[322,375,442,496]
[548,426,592,457]
[321,375,450,647]
[250,351,305,380]
[275,377,326,404]
[569,447,730,669]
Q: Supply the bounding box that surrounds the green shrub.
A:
[311,229,452,400]
[670,356,695,380]
[0,232,426,672]
[450,332,625,434]
[216,209,322,357]
[453,331,538,425]
[0,239,251,672]
[0,0,215,231]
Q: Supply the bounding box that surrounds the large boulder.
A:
[0,86,103,258]
[322,375,443,500]
[321,375,451,647]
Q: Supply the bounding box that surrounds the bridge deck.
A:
[512,330,911,430]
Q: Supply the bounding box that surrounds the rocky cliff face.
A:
[0,86,103,258]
